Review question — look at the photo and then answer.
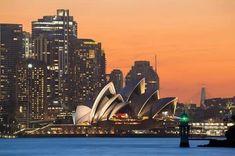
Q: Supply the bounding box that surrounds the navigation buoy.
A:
[179,112,190,147]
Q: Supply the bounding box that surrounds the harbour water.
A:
[0,138,234,156]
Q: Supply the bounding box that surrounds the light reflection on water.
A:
[0,138,234,156]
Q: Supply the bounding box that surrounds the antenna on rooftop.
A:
[155,54,157,74]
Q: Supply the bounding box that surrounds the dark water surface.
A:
[0,138,234,156]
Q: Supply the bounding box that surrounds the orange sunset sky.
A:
[0,0,235,104]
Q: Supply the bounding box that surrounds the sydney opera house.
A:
[17,77,178,136]
[73,78,178,130]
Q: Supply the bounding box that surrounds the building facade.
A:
[22,31,32,59]
[126,61,159,93]
[0,24,23,102]
[74,39,106,106]
[109,69,123,93]
[16,59,47,128]
[204,97,235,121]
[0,24,23,133]
[32,9,77,116]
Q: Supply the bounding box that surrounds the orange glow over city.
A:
[1,0,235,104]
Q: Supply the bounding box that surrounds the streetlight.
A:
[28,63,33,69]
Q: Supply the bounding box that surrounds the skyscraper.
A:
[22,31,32,59]
[126,61,159,93]
[0,24,23,102]
[16,59,47,128]
[0,24,23,133]
[109,69,123,93]
[32,9,77,116]
[32,9,77,73]
[74,39,106,106]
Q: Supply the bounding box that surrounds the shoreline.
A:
[2,134,225,139]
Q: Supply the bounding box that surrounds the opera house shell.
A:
[73,78,177,125]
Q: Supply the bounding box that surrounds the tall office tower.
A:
[0,24,23,101]
[32,9,77,72]
[74,39,106,106]
[33,34,59,116]
[22,32,32,59]
[32,9,77,116]
[16,59,47,128]
[200,85,206,109]
[109,69,123,93]
[0,24,23,133]
[126,61,159,93]
[0,47,9,134]
[33,34,54,65]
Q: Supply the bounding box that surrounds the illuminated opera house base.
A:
[73,78,177,126]
[17,78,179,137]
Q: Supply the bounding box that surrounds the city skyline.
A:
[0,0,235,103]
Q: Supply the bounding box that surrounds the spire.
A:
[200,84,206,109]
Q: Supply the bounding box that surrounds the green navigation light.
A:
[180,113,189,123]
